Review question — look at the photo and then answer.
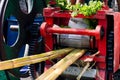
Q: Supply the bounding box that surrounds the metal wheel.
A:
[0,0,45,79]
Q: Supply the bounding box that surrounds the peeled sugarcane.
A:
[36,49,86,80]
[76,62,90,80]
[0,48,74,70]
[76,51,100,80]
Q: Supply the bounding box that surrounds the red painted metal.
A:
[49,0,56,5]
[47,25,102,40]
[114,12,120,72]
[40,22,54,69]
[97,19,107,56]
[40,4,120,79]
[40,22,54,51]
[41,8,107,79]
[96,69,106,80]
[81,56,105,63]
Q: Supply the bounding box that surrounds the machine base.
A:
[61,66,96,80]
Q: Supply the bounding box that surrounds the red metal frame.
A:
[114,12,120,72]
[40,4,120,80]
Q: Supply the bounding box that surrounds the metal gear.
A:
[106,30,114,79]
[0,0,45,79]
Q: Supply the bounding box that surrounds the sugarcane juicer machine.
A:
[0,0,120,80]
[40,0,120,80]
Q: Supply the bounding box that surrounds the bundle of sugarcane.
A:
[0,48,74,70]
[36,49,86,80]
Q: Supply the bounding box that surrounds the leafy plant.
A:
[46,0,103,29]
[55,0,68,10]
[67,0,103,17]
[83,19,98,29]
[54,0,103,16]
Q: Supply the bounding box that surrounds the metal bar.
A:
[47,25,102,39]
[10,25,19,31]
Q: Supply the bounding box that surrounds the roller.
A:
[57,18,90,48]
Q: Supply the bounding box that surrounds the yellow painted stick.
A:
[0,48,74,70]
[36,49,86,80]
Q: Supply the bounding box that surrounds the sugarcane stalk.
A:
[76,51,99,80]
[36,49,86,80]
[76,62,90,80]
[0,48,74,70]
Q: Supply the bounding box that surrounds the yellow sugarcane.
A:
[0,48,74,70]
[36,49,86,80]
